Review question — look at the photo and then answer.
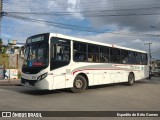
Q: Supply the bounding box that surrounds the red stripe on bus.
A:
[72,68,139,75]
[114,64,146,66]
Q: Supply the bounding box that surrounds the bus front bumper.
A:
[21,78,50,90]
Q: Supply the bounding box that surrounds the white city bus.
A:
[21,33,149,92]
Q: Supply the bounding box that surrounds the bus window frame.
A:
[50,37,71,70]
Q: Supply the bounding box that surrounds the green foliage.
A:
[0,54,9,69]
[0,54,8,57]
[18,72,21,79]
[0,38,2,45]
[1,47,7,54]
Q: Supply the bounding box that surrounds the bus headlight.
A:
[37,72,48,81]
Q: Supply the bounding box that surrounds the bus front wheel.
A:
[71,75,87,93]
[128,73,135,86]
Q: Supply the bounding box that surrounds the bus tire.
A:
[71,75,87,93]
[128,73,135,86]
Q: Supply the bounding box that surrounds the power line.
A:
[3,0,160,19]
[4,5,160,13]
[4,13,160,37]
[3,0,160,13]
[4,6,160,18]
[5,13,105,33]
[80,0,155,5]
[4,0,160,10]
[5,12,160,18]
[6,6,160,14]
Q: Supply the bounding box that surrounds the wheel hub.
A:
[75,79,83,88]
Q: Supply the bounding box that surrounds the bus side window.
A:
[142,53,148,65]
[128,51,136,64]
[88,54,93,62]
[75,53,86,62]
[79,54,86,61]
[54,45,62,60]
[50,39,71,70]
[51,44,54,59]
[135,53,142,64]
[121,50,129,64]
[63,46,70,61]
[73,41,87,62]
[110,48,121,63]
[100,46,109,63]
[88,44,100,62]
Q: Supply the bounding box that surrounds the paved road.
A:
[0,77,160,119]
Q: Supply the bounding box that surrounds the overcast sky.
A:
[1,0,160,59]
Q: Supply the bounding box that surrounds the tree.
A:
[0,38,2,45]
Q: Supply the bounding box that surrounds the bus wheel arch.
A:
[128,72,135,86]
[71,73,88,93]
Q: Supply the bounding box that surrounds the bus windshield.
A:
[23,43,48,67]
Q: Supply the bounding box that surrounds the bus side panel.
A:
[35,77,53,90]
[65,74,74,88]
[93,70,104,85]
[67,63,95,87]
[134,65,149,81]
[144,65,149,78]
[103,72,111,84]
[52,69,66,89]
[48,75,54,90]
[134,71,141,81]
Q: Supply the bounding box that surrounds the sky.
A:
[1,0,160,60]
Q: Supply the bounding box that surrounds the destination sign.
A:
[27,36,44,43]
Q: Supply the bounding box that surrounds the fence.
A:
[0,54,23,80]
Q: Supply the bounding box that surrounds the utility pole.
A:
[144,42,152,65]
[144,42,152,79]
[0,0,3,37]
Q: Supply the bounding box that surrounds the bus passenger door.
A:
[53,70,66,89]
[50,37,71,89]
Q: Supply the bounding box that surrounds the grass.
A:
[18,72,21,79]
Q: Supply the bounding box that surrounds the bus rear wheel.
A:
[128,73,135,86]
[71,75,87,93]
